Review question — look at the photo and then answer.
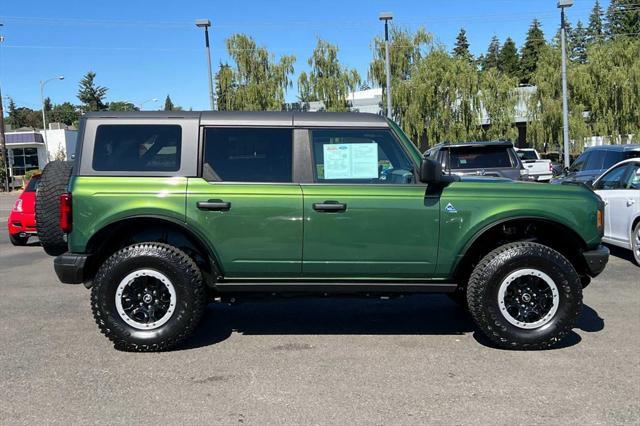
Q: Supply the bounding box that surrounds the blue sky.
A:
[0,0,603,111]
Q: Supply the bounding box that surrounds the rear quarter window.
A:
[92,125,182,172]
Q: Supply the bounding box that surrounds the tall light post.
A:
[558,0,573,168]
[195,19,215,111]
[137,98,158,110]
[379,12,393,119]
[40,75,64,161]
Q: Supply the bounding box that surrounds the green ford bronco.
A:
[35,111,609,351]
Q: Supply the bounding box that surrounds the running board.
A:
[213,282,458,294]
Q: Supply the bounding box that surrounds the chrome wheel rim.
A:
[634,227,640,259]
[498,268,559,329]
[115,269,176,330]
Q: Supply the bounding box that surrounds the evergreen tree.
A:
[497,37,519,77]
[77,71,108,112]
[570,21,589,64]
[482,36,501,70]
[49,102,81,126]
[108,101,137,111]
[7,97,20,128]
[605,0,640,38]
[164,95,174,111]
[453,28,473,62]
[519,19,546,84]
[587,0,605,43]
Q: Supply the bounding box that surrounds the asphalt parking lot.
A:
[0,193,639,425]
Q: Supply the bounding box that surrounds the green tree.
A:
[77,71,108,112]
[215,34,295,111]
[49,102,81,126]
[497,37,519,77]
[570,21,589,63]
[163,95,174,111]
[6,97,20,128]
[481,36,501,70]
[519,19,546,84]
[587,0,605,43]
[108,101,138,111]
[453,28,473,62]
[605,0,640,37]
[479,68,519,141]
[299,39,360,112]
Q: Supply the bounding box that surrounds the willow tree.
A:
[369,27,431,118]
[298,39,360,112]
[215,34,295,111]
[478,68,519,141]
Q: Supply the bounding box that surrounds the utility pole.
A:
[195,19,215,111]
[558,0,573,168]
[379,12,393,119]
[0,85,9,192]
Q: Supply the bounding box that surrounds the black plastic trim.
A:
[214,282,457,294]
[54,253,91,284]
[581,244,609,277]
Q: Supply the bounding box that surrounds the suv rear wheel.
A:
[91,243,207,352]
[467,242,582,350]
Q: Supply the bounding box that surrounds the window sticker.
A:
[323,143,378,179]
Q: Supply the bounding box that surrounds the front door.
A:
[186,127,303,277]
[301,128,439,278]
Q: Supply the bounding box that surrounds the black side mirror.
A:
[420,158,460,185]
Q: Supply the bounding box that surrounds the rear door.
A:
[594,163,633,245]
[186,127,303,277]
[300,128,439,278]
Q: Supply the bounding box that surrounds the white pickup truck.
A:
[515,148,554,182]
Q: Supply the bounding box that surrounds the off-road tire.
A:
[9,234,29,246]
[467,242,582,350]
[632,222,640,266]
[35,160,73,256]
[91,243,207,352]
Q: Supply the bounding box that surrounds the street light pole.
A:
[137,98,158,110]
[40,75,64,162]
[558,0,573,168]
[196,19,215,111]
[379,12,393,119]
[0,87,9,192]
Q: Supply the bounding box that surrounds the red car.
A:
[7,174,41,246]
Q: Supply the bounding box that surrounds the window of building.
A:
[92,125,182,172]
[10,148,40,176]
[203,128,293,182]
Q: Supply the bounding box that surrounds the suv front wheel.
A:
[91,243,207,351]
[467,242,582,350]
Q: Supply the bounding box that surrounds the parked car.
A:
[35,111,608,351]
[515,148,554,182]
[550,144,640,185]
[6,174,41,246]
[593,158,640,265]
[425,141,528,180]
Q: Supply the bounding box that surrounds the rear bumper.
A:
[581,245,609,277]
[54,252,91,284]
[7,212,37,236]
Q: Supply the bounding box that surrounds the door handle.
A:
[313,202,347,213]
[197,200,231,211]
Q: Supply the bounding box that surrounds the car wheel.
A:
[35,160,73,256]
[467,242,582,350]
[91,243,207,352]
[9,234,29,246]
[632,222,640,266]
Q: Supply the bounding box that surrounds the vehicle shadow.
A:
[179,294,604,351]
[606,244,637,266]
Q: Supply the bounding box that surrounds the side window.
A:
[584,150,606,171]
[625,164,640,190]
[203,128,293,182]
[594,164,629,190]
[92,125,181,172]
[311,129,415,184]
[602,151,624,170]
[570,152,590,172]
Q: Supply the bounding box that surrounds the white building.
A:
[5,124,77,184]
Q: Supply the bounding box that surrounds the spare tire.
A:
[36,161,73,256]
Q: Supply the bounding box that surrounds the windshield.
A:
[25,175,41,192]
[449,146,513,169]
[517,150,538,161]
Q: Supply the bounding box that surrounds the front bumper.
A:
[582,245,609,277]
[54,253,91,284]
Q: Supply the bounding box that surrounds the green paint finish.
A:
[68,176,188,253]
[186,178,303,277]
[435,179,603,276]
[301,184,439,277]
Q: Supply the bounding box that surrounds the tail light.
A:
[13,199,23,212]
[59,193,72,233]
[549,163,554,172]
